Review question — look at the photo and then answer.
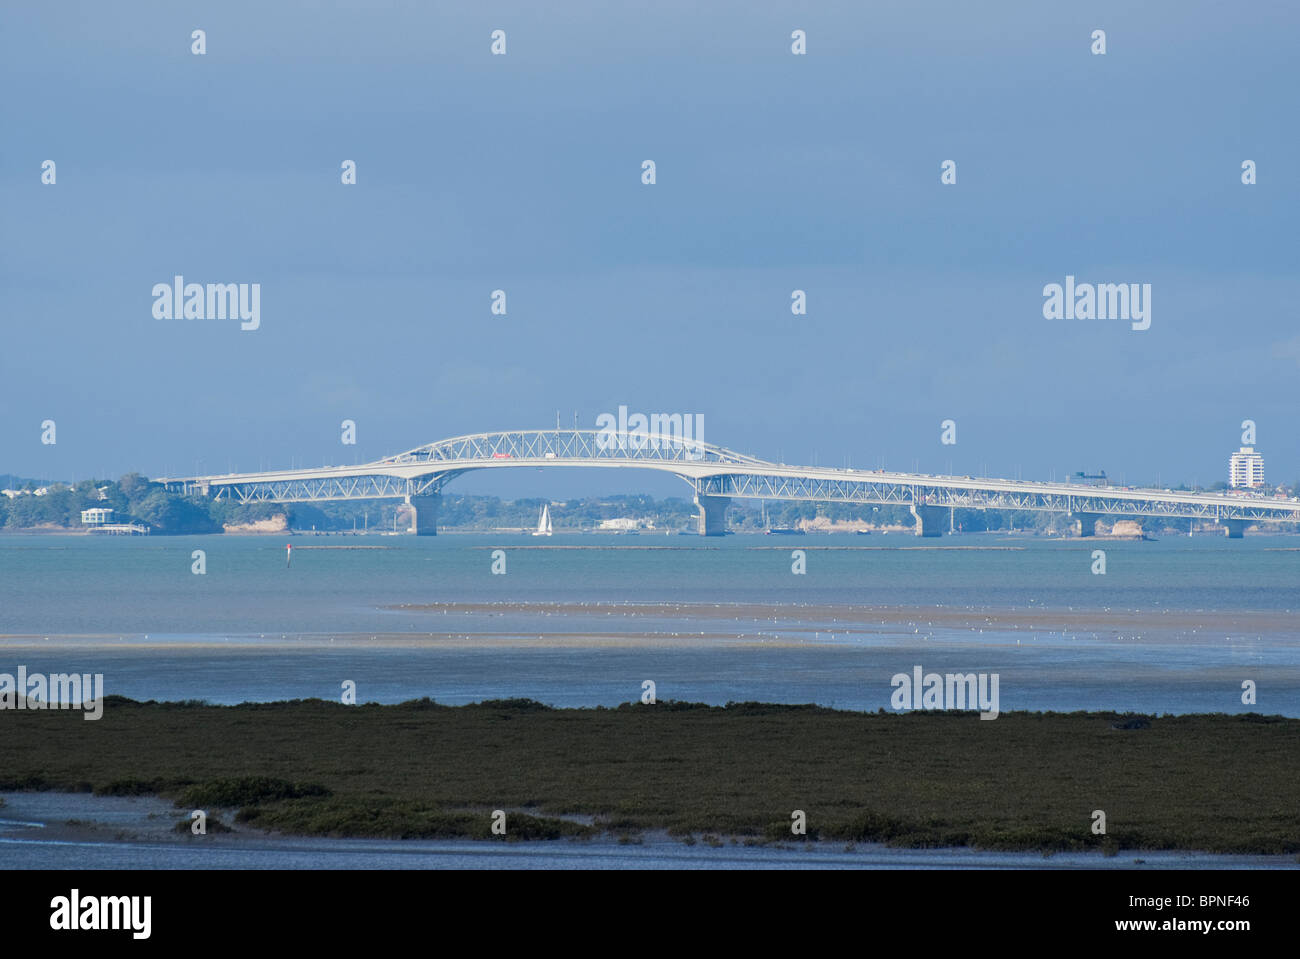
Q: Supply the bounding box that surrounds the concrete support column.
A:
[407,494,440,536]
[1220,519,1246,539]
[1072,512,1101,537]
[910,503,946,538]
[694,493,730,536]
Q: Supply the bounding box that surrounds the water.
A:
[4,533,1299,629]
[4,533,1297,869]
[1,532,1297,714]
[1,794,1291,871]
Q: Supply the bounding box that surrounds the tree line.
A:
[1,475,1294,535]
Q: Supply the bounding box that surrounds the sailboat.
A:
[532,504,553,537]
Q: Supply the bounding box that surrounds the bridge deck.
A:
[159,429,1300,528]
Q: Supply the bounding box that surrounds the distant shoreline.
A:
[3,526,1297,537]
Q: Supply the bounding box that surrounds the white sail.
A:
[533,504,552,536]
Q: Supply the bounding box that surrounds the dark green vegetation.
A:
[3,698,1297,852]
[0,474,221,534]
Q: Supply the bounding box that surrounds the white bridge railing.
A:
[160,429,1300,525]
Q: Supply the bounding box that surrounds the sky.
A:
[3,0,1297,500]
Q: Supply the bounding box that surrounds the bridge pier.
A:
[406,494,440,536]
[694,494,730,536]
[1072,512,1101,537]
[1219,519,1246,539]
[910,504,946,538]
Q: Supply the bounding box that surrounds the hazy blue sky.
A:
[3,1,1296,499]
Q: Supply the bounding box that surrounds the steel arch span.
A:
[160,428,1300,537]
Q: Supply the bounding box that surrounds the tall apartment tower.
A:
[1229,447,1265,489]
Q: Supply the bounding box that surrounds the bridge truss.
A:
[162,429,1300,531]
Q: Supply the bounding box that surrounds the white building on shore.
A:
[598,517,652,531]
[1229,447,1265,489]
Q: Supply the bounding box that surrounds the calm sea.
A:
[1,532,1297,715]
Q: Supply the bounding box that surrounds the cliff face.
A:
[1106,519,1145,538]
[222,514,288,534]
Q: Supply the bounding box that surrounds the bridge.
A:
[161,429,1300,537]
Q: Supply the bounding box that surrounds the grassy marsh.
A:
[2,697,1296,853]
